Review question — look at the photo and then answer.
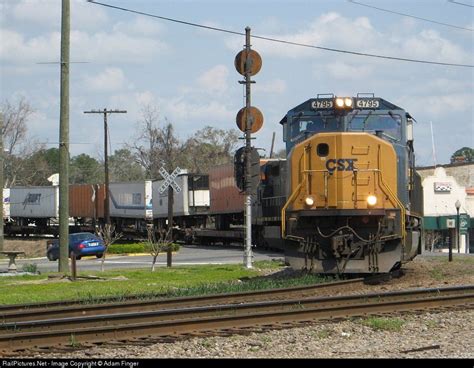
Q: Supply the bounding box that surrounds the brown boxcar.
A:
[209,163,244,215]
[69,184,105,220]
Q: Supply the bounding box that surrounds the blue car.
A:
[46,232,106,261]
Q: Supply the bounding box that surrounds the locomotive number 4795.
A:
[356,99,380,108]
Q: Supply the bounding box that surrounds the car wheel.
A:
[75,256,82,260]
[96,254,103,259]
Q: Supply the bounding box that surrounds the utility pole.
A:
[58,0,70,273]
[84,109,127,224]
[0,112,3,252]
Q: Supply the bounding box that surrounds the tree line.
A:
[1,98,241,186]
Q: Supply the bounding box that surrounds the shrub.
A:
[107,243,147,254]
[22,263,38,273]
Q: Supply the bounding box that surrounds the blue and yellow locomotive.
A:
[279,93,423,274]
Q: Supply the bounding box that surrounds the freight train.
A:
[2,93,423,274]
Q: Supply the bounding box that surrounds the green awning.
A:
[423,214,470,232]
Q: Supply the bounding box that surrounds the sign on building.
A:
[434,182,452,193]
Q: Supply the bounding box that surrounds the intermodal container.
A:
[69,184,105,219]
[10,186,59,218]
[209,163,244,214]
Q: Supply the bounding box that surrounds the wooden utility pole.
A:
[58,0,70,273]
[84,109,127,224]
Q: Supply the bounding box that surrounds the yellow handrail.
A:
[281,179,305,238]
[377,146,406,240]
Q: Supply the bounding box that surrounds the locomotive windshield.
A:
[348,113,402,141]
[289,116,339,143]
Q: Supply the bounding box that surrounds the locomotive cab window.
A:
[348,113,402,141]
[289,116,338,143]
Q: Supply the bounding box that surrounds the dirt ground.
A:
[2,238,49,258]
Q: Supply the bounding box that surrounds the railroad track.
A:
[0,278,365,323]
[0,285,472,352]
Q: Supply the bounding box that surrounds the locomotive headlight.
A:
[305,196,315,207]
[344,97,353,107]
[367,195,377,206]
[335,97,345,108]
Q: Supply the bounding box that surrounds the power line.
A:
[348,0,473,31]
[448,0,474,8]
[87,0,473,68]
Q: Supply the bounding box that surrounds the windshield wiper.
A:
[347,110,360,128]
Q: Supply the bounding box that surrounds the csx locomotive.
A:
[278,93,423,274]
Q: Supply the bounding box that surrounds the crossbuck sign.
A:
[158,167,182,194]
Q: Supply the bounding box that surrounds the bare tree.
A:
[146,226,173,272]
[1,97,42,187]
[129,105,187,178]
[424,230,443,252]
[96,224,123,272]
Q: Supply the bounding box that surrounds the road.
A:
[0,244,284,274]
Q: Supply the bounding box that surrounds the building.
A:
[417,162,473,253]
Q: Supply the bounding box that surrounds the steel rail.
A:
[0,285,472,350]
[0,285,472,335]
[0,278,365,322]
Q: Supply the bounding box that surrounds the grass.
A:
[359,317,405,332]
[429,267,445,280]
[0,260,327,305]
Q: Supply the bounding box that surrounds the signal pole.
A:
[243,28,253,269]
[58,0,70,273]
[84,109,127,224]
[234,27,263,269]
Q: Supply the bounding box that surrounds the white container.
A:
[109,181,153,219]
[153,172,209,218]
[10,186,59,218]
[3,188,10,219]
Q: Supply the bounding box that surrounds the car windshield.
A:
[348,113,402,141]
[70,233,97,242]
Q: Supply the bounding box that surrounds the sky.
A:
[0,0,473,167]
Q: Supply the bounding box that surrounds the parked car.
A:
[46,232,106,261]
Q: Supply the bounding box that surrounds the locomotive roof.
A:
[279,96,406,125]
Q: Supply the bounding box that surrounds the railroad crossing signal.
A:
[158,167,182,194]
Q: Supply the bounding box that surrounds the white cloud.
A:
[113,17,165,36]
[0,29,60,63]
[225,12,471,65]
[164,97,234,126]
[0,28,169,65]
[254,79,286,94]
[11,0,108,30]
[400,93,473,116]
[83,67,129,92]
[322,62,372,80]
[196,65,229,94]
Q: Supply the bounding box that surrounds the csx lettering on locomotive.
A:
[325,158,357,173]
